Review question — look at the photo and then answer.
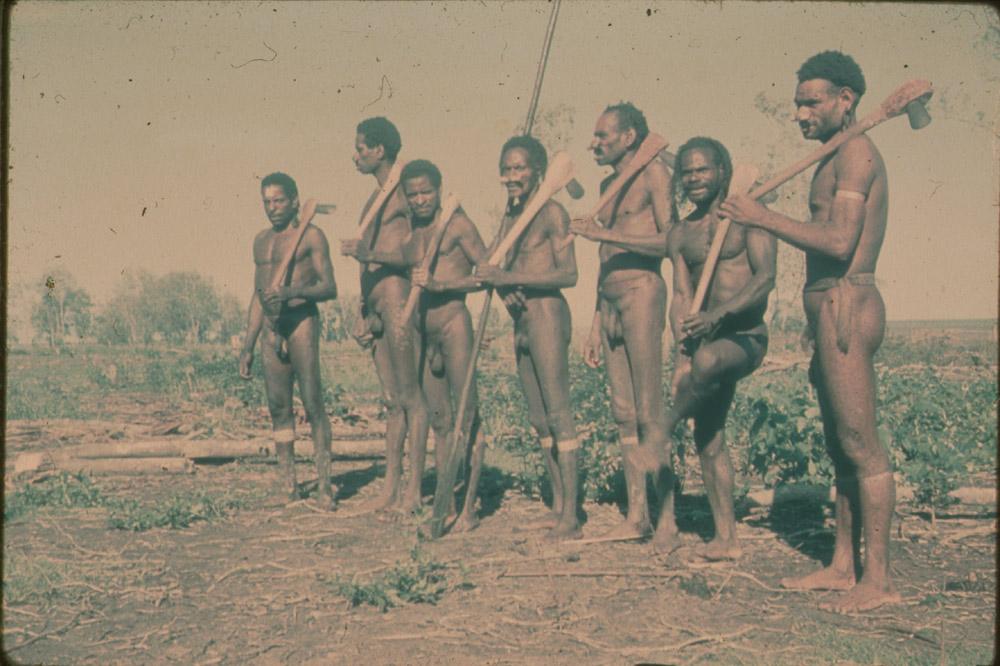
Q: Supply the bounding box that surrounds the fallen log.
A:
[8,438,389,477]
[745,481,997,509]
[10,455,196,476]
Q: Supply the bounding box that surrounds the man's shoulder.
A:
[303,222,330,245]
[253,227,273,244]
[449,209,477,233]
[538,199,570,228]
[641,158,670,186]
[837,134,882,165]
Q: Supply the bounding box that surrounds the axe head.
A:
[905,92,933,130]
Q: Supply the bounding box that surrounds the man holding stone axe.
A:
[630,138,777,561]
[350,159,491,528]
[240,172,338,508]
[720,51,933,612]
[341,117,430,515]
[570,102,674,545]
[474,136,583,541]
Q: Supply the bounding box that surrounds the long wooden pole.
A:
[428,0,564,538]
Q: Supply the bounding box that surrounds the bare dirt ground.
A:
[3,415,996,666]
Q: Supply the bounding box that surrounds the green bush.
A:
[4,472,106,521]
[880,368,997,513]
[735,372,833,487]
[106,490,254,531]
[479,357,627,502]
[326,541,468,612]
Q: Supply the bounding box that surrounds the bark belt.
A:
[803,272,877,354]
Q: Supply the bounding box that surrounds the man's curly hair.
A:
[499,135,548,176]
[797,51,866,101]
[604,102,649,149]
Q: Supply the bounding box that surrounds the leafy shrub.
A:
[735,371,833,488]
[478,356,627,502]
[5,472,106,521]
[326,541,468,612]
[107,490,254,531]
[879,368,996,513]
[5,376,90,420]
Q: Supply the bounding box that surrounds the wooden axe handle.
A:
[746,79,932,203]
[587,134,671,225]
[687,166,759,316]
[687,79,934,318]
[267,198,318,293]
[488,151,576,265]
[356,159,406,240]
[399,193,461,323]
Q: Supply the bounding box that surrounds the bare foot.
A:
[395,494,424,516]
[311,493,338,512]
[820,580,902,613]
[651,528,682,555]
[593,520,652,542]
[544,521,583,542]
[696,538,742,561]
[780,566,855,591]
[451,512,480,534]
[625,442,671,473]
[513,513,559,532]
[352,490,400,515]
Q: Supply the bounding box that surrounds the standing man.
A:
[720,51,901,612]
[353,159,491,531]
[341,117,430,514]
[240,172,338,508]
[571,103,673,544]
[476,136,582,540]
[631,138,776,560]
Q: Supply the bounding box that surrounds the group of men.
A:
[239,50,900,613]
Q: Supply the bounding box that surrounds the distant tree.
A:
[216,292,245,343]
[144,272,222,343]
[320,294,362,343]
[97,270,234,345]
[30,269,93,347]
[95,271,153,344]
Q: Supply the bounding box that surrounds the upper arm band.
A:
[835,189,866,202]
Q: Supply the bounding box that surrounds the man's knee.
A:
[835,427,891,475]
[300,397,330,428]
[545,409,576,443]
[428,403,451,435]
[267,395,293,424]
[636,412,667,446]
[690,348,725,389]
[610,395,637,431]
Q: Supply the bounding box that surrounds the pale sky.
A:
[7,1,999,338]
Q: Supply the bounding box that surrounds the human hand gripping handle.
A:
[429,152,576,539]
[399,193,461,324]
[569,134,673,239]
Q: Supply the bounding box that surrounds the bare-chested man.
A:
[571,103,674,543]
[476,136,582,540]
[720,51,901,612]
[340,117,430,514]
[240,172,338,508]
[632,138,777,560]
[352,159,490,531]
